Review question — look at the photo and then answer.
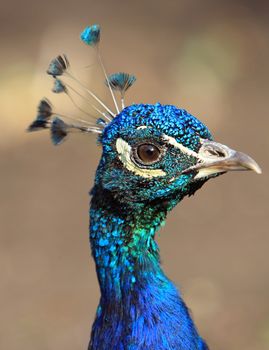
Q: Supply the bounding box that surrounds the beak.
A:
[184,140,262,180]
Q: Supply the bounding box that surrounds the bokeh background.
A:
[0,0,268,349]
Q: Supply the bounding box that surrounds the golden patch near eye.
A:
[116,138,166,178]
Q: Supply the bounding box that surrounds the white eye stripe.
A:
[136,125,149,130]
[115,138,166,178]
[162,135,225,166]
[162,134,199,158]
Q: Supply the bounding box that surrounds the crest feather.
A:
[106,72,136,96]
[80,25,100,47]
[27,99,52,132]
[47,55,69,77]
[52,79,67,93]
[51,117,68,145]
[29,23,137,145]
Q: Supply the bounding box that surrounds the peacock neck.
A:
[89,185,171,300]
[89,185,205,350]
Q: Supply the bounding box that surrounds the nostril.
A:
[205,148,226,158]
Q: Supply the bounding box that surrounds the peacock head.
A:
[28,24,261,204]
[97,103,261,203]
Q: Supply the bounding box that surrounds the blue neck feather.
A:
[89,185,208,350]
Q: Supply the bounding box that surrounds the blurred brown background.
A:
[0,0,268,349]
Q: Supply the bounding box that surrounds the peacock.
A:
[28,24,261,350]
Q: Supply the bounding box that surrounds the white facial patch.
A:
[115,138,166,178]
[193,167,225,179]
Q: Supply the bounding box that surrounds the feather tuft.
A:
[47,55,69,77]
[52,79,67,93]
[38,99,52,118]
[27,119,49,132]
[80,25,100,47]
[50,117,102,145]
[106,72,136,96]
[27,99,52,132]
[50,117,68,145]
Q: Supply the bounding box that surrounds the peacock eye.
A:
[135,143,161,165]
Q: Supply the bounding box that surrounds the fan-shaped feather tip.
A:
[80,25,101,47]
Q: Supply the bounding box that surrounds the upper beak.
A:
[185,140,262,179]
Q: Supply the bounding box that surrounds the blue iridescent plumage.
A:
[28,24,261,350]
[89,105,212,349]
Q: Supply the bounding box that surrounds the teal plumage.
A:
[28,24,261,350]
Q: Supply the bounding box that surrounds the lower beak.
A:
[186,140,262,179]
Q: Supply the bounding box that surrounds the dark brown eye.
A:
[136,143,161,164]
